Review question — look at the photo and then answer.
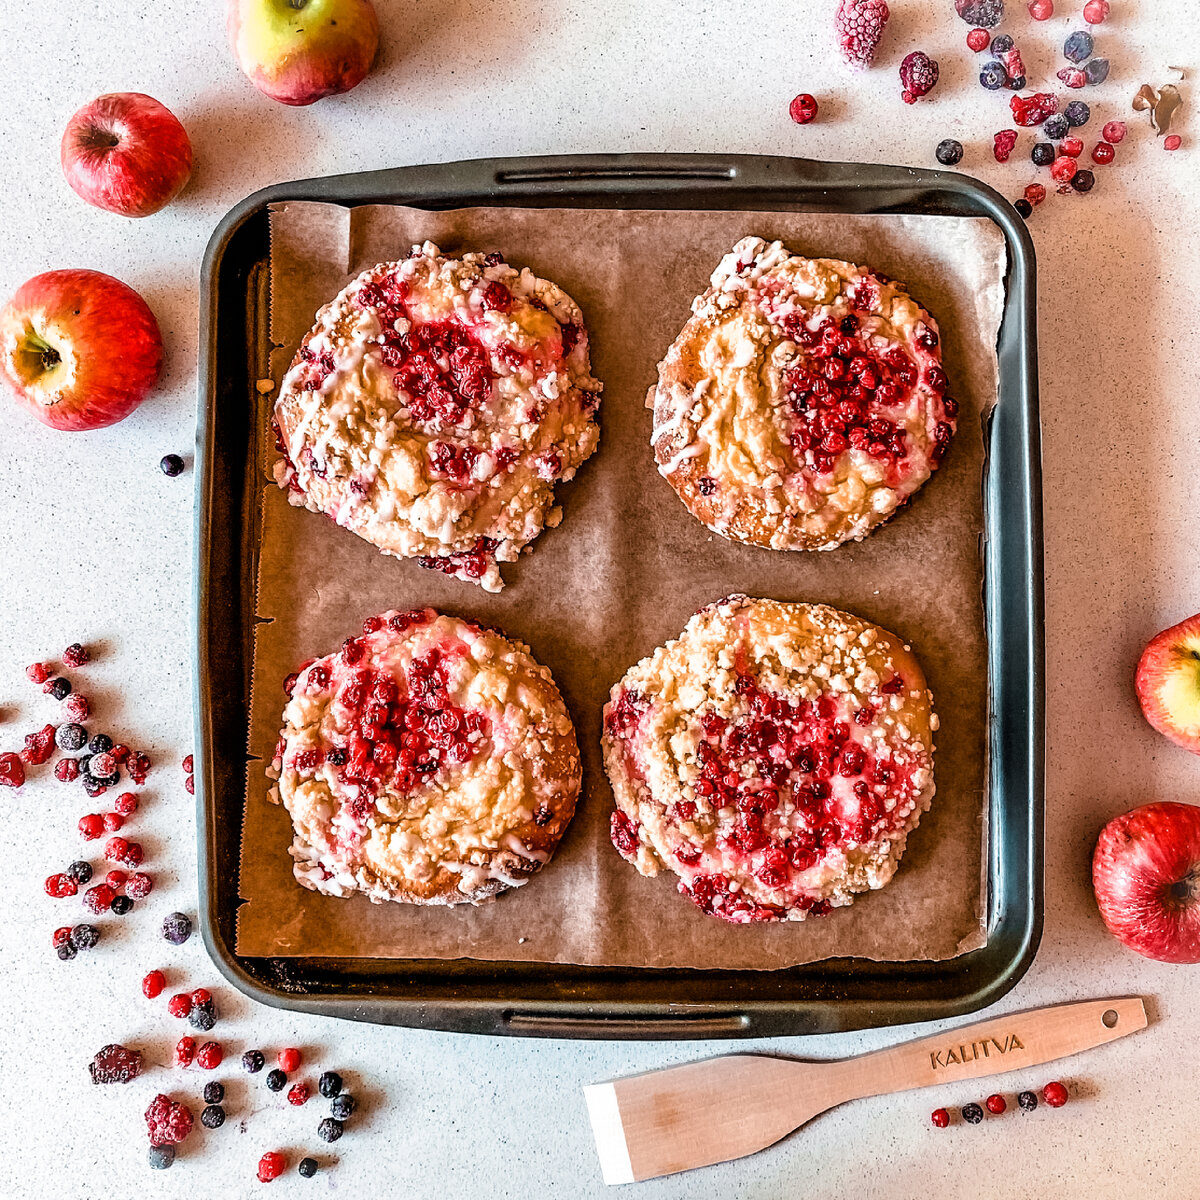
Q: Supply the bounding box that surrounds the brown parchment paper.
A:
[235,201,1006,968]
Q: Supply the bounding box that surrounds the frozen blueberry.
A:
[189,1006,216,1032]
[45,678,71,701]
[162,912,193,945]
[1063,30,1093,62]
[1031,142,1056,166]
[318,1117,344,1143]
[979,60,1008,89]
[72,924,100,950]
[1014,198,1033,217]
[1071,169,1096,192]
[1005,75,1026,90]
[329,1093,355,1121]
[955,0,1005,28]
[56,724,88,752]
[110,895,134,916]
[1017,1090,1039,1111]
[298,1158,319,1178]
[935,139,964,166]
[201,1104,226,1129]
[56,942,77,961]
[148,1144,176,1170]
[66,861,93,885]
[89,734,113,754]
[266,1069,287,1092]
[203,1081,225,1104]
[1043,113,1069,140]
[318,1071,343,1099]
[1084,58,1109,85]
[1064,100,1090,127]
[160,454,186,478]
[242,1049,265,1074]
[990,33,1014,53]
[962,1102,985,1124]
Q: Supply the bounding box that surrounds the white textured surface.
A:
[0,1,1197,1196]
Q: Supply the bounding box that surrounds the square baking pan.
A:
[195,153,1043,1039]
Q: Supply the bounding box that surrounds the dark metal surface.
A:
[195,154,1043,1039]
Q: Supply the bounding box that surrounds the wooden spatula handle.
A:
[835,997,1147,1103]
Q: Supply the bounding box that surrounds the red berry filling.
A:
[417,536,499,581]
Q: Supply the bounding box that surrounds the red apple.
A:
[1093,801,1200,963]
[0,270,162,431]
[1135,614,1200,754]
[61,93,193,218]
[227,0,379,107]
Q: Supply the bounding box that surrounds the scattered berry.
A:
[835,0,890,69]
[1027,0,1053,16]
[278,1048,302,1073]
[1083,0,1109,23]
[89,733,113,754]
[900,51,939,103]
[62,643,90,668]
[25,662,51,684]
[1018,1089,1039,1111]
[163,912,192,944]
[1043,113,1069,140]
[1057,66,1087,89]
[1063,30,1093,63]
[45,873,78,899]
[980,61,1008,90]
[1061,135,1084,157]
[56,723,87,752]
[1085,58,1109,85]
[961,1102,985,1124]
[103,812,123,834]
[182,754,194,773]
[317,1118,344,1143]
[931,1107,951,1127]
[160,454,185,477]
[72,923,99,950]
[955,0,1004,26]
[288,1083,311,1106]
[936,139,964,165]
[1043,1080,1069,1107]
[53,926,72,948]
[174,1036,197,1068]
[201,1104,226,1129]
[190,1006,216,1032]
[789,93,819,124]
[22,724,56,765]
[1103,120,1127,143]
[1164,135,1182,151]
[185,776,194,794]
[104,836,129,862]
[146,1094,194,1146]
[0,753,24,788]
[986,1094,1007,1114]
[110,743,130,763]
[318,1070,343,1098]
[78,813,104,840]
[190,988,211,1007]
[111,894,134,915]
[1051,155,1079,183]
[89,1043,143,1084]
[148,1144,176,1170]
[66,860,93,884]
[298,1158,319,1178]
[993,129,1018,162]
[203,1081,225,1104]
[329,1093,356,1121]
[57,942,77,961]
[43,677,71,700]
[1064,100,1090,127]
[967,27,990,51]
[64,693,90,721]
[196,1041,223,1070]
[91,752,117,779]
[114,791,138,816]
[258,1152,286,1183]
[82,775,108,799]
[1011,92,1058,127]
[105,869,127,889]
[83,883,117,914]
[266,1069,287,1092]
[243,1050,266,1074]
[168,993,192,1019]
[1071,168,1096,191]
[54,758,81,783]
[1031,142,1056,165]
[143,970,166,999]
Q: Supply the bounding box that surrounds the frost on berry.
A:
[835,0,890,69]
[993,129,1018,162]
[955,0,1004,27]
[0,753,26,788]
[899,51,939,104]
[1011,92,1059,127]
[145,1094,194,1146]
[89,1044,143,1085]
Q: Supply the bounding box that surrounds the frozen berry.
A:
[25,662,51,684]
[1031,142,1055,166]
[196,1041,223,1070]
[62,643,89,668]
[1085,58,1109,85]
[1043,113,1069,140]
[130,871,155,898]
[988,33,1012,53]
[329,1093,355,1121]
[57,942,77,961]
[105,869,127,889]
[201,1104,226,1129]
[935,139,963,166]
[168,993,192,1019]
[1071,168,1096,191]
[967,27,990,51]
[145,1094,194,1146]
[53,926,72,948]
[89,733,113,754]
[43,677,71,700]
[104,836,129,862]
[317,1118,344,1143]
[955,0,1004,27]
[203,1081,225,1104]
[56,724,87,752]
[1043,1080,1069,1107]
[1083,0,1109,22]
[82,775,108,799]
[986,1094,1007,1114]
[834,0,890,69]
[72,923,99,950]
[111,894,134,915]
[931,1107,951,1127]
[1164,135,1182,151]
[120,841,143,867]
[22,724,56,765]
[114,792,138,816]
[91,754,117,780]
[243,1050,265,1074]
[66,860,93,884]
[1011,92,1059,127]
[1063,30,1093,63]
[1103,120,1127,143]
[1051,155,1079,182]
[143,970,166,999]
[148,1145,176,1170]
[45,873,78,899]
[1027,0,1053,16]
[83,883,116,914]
[160,454,185,477]
[189,1006,216,1032]
[980,61,1008,90]
[1057,66,1087,89]
[789,93,818,124]
[993,129,1018,162]
[298,1158,318,1178]
[103,813,123,834]
[0,753,24,789]
[174,1036,197,1067]
[78,814,103,840]
[64,693,90,721]
[961,1102,985,1124]
[185,776,194,794]
[110,744,129,763]
[1018,1090,1038,1111]
[288,1083,311,1106]
[163,912,192,944]
[89,1043,143,1084]
[1064,100,1090,127]
[258,1152,286,1183]
[318,1071,343,1098]
[278,1048,301,1073]
[266,1069,287,1092]
[182,754,193,773]
[1060,135,1084,157]
[900,51,939,103]
[54,758,81,783]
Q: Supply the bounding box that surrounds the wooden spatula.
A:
[584,996,1147,1184]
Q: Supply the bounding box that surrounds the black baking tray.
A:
[195,153,1043,1039]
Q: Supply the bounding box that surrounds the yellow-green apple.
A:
[0,270,162,431]
[61,94,193,218]
[1094,802,1200,963]
[1136,614,1200,753]
[227,0,379,106]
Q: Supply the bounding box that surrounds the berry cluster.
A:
[931,1081,1070,1127]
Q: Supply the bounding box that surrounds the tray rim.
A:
[194,152,1044,1040]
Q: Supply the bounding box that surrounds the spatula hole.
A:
[1102,1009,1119,1028]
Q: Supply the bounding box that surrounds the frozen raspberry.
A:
[1164,135,1182,151]
[1083,0,1109,22]
[143,970,166,999]
[287,1083,310,1106]
[993,129,1018,162]
[63,693,90,721]
[789,93,819,124]
[278,1047,302,1073]
[1011,92,1059,126]
[931,1107,951,1127]
[1103,120,1127,143]
[966,27,990,51]
[43,677,71,700]
[1061,136,1084,157]
[145,1094,194,1146]
[899,51,939,105]
[89,1043,143,1084]
[1027,0,1053,17]
[197,1041,223,1070]
[0,753,24,788]
[174,1036,197,1068]
[52,926,73,949]
[168,993,192,1018]
[258,1152,286,1183]
[113,791,138,816]
[44,873,78,898]
[62,643,89,668]
[25,662,51,684]
[955,0,1004,25]
[1051,155,1078,183]
[105,869,127,890]
[1043,1080,1069,1106]
[127,872,154,899]
[986,1093,1007,1114]
[83,883,116,914]
[1057,66,1087,89]
[22,723,57,765]
[78,813,104,840]
[835,0,890,69]
[54,758,80,782]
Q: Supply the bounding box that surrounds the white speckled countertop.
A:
[1,2,1197,1196]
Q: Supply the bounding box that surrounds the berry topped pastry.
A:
[649,236,957,551]
[269,608,581,905]
[273,244,603,591]
[602,596,937,923]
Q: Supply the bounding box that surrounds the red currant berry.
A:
[1043,1081,1069,1107]
[168,993,192,1019]
[196,1041,223,1070]
[175,1036,197,1068]
[258,1153,286,1183]
[986,1093,1006,1114]
[931,1107,951,1127]
[277,1047,301,1073]
[287,1083,311,1106]
[114,792,138,816]
[78,813,104,840]
[788,93,819,125]
[967,28,990,51]
[142,970,166,999]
